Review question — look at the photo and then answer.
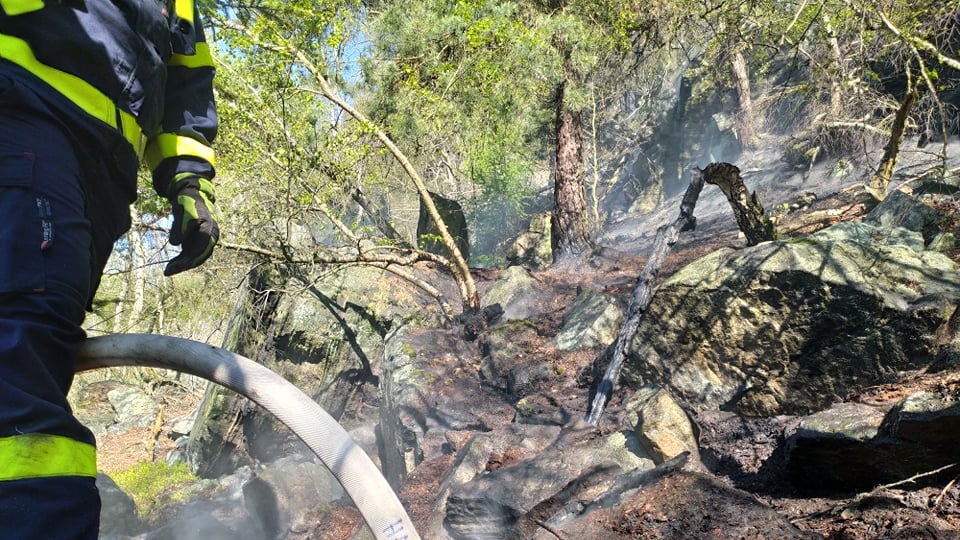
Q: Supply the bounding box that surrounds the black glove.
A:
[164,173,219,276]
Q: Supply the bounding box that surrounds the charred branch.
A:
[702,162,777,246]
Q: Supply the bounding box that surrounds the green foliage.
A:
[360,0,559,248]
[360,0,660,254]
[112,461,202,521]
[88,0,958,353]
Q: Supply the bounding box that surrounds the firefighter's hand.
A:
[164,174,219,276]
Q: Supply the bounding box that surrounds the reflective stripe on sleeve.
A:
[0,33,144,156]
[0,0,44,16]
[0,434,97,481]
[174,0,193,25]
[169,42,214,69]
[144,133,216,171]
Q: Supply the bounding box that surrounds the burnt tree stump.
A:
[702,162,777,245]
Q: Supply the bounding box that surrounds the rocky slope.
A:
[84,138,960,540]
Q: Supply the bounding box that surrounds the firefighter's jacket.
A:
[0,0,218,198]
[0,0,217,484]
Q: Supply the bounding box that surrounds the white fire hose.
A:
[77,333,420,540]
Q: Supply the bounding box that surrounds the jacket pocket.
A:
[0,148,45,293]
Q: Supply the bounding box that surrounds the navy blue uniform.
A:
[0,0,217,536]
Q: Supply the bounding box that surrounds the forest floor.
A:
[95,385,202,474]
[95,174,960,538]
[301,183,960,539]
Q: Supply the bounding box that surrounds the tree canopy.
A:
[89,0,960,342]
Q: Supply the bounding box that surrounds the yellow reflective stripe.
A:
[0,33,144,156]
[174,0,193,24]
[0,434,96,481]
[144,133,216,171]
[118,109,146,157]
[0,0,44,16]
[169,42,214,69]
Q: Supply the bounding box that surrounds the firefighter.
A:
[0,0,218,536]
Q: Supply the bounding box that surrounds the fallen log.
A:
[584,168,706,425]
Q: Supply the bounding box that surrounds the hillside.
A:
[82,134,960,539]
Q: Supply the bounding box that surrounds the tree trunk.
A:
[552,80,590,258]
[822,11,845,118]
[663,67,694,190]
[730,49,758,150]
[112,247,130,335]
[868,89,917,200]
[131,225,147,330]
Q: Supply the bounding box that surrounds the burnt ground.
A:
[96,179,960,539]
[274,183,960,540]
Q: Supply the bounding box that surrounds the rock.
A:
[107,385,160,431]
[533,469,817,539]
[483,265,541,321]
[887,390,960,444]
[169,408,198,440]
[554,290,624,351]
[143,506,243,540]
[928,231,957,253]
[864,189,949,242]
[97,472,142,536]
[242,455,346,538]
[347,423,380,461]
[417,191,470,263]
[443,424,653,539]
[624,215,960,416]
[785,402,889,490]
[71,380,125,437]
[507,212,553,270]
[786,393,960,491]
[917,167,960,195]
[625,386,700,464]
[417,424,560,539]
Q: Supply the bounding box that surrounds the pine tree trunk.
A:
[552,80,590,258]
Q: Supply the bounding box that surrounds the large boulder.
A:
[506,212,553,270]
[107,385,160,432]
[418,191,470,263]
[98,472,142,537]
[483,265,542,322]
[786,389,960,490]
[624,386,700,465]
[554,290,624,351]
[187,263,447,477]
[623,198,960,416]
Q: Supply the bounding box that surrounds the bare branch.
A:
[876,10,960,72]
[219,240,453,318]
[292,51,480,311]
